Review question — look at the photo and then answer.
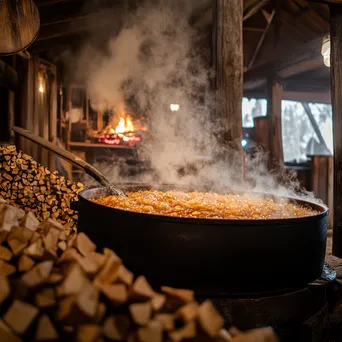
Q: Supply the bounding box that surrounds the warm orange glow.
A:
[115,116,134,133]
[97,102,142,145]
[111,101,135,133]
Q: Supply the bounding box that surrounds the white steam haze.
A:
[71,0,320,203]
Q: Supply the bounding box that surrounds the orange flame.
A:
[114,116,134,133]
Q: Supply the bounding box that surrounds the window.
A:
[242,98,267,127]
[282,100,333,163]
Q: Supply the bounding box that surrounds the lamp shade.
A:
[321,35,330,68]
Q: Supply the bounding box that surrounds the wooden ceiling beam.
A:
[244,78,267,90]
[244,27,265,32]
[309,0,342,3]
[308,2,330,22]
[278,9,314,41]
[244,0,259,11]
[278,56,324,78]
[244,36,325,90]
[295,0,311,7]
[247,10,276,69]
[283,79,330,90]
[243,0,270,21]
[193,0,272,28]
[35,0,73,6]
[285,0,302,13]
[33,8,123,43]
[298,7,329,32]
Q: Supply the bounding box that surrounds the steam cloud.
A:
[67,0,319,203]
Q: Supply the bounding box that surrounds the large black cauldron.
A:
[75,184,328,296]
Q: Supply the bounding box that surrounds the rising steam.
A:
[68,0,319,203]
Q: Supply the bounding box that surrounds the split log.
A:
[198,300,225,337]
[161,286,194,303]
[129,302,152,326]
[98,283,128,305]
[137,321,163,342]
[4,300,39,335]
[0,274,10,305]
[130,275,155,299]
[35,315,58,341]
[169,321,197,341]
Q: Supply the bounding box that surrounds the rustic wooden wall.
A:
[15,56,57,170]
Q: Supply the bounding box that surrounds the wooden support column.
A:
[266,80,283,169]
[330,3,342,257]
[213,0,243,144]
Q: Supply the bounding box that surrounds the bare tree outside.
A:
[282,100,333,163]
[242,98,267,127]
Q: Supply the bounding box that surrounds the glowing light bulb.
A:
[39,86,44,93]
[321,35,330,68]
[170,104,180,112]
[241,139,247,147]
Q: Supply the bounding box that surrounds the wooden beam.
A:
[278,9,313,42]
[261,9,272,24]
[298,7,329,33]
[243,0,270,21]
[244,78,267,90]
[34,9,123,42]
[244,0,259,11]
[35,0,72,6]
[28,33,85,53]
[283,79,330,92]
[267,80,284,168]
[310,0,342,4]
[283,91,331,103]
[243,36,325,91]
[214,0,243,143]
[277,56,323,78]
[247,10,275,70]
[244,27,265,32]
[308,2,330,22]
[330,3,342,257]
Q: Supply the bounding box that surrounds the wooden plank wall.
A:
[16,56,57,171]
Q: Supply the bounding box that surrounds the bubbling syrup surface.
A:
[93,190,318,220]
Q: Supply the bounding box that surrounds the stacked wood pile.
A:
[0,146,84,226]
[0,202,278,342]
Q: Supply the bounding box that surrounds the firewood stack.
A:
[0,203,221,342]
[0,146,84,226]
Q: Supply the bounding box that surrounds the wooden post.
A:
[266,80,283,169]
[213,0,243,144]
[330,3,342,257]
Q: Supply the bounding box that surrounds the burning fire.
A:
[114,116,134,133]
[97,112,142,146]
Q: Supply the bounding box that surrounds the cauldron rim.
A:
[77,184,328,226]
